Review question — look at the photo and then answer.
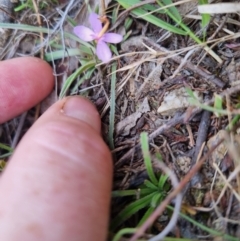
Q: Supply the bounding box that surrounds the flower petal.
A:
[96,40,112,63]
[73,26,95,41]
[102,33,123,43]
[89,12,102,33]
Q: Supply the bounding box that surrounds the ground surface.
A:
[1,0,240,240]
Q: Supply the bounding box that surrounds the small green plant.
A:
[111,132,171,231]
[187,87,240,132]
[186,87,228,116]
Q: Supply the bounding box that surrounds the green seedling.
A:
[186,87,228,115]
[111,132,171,231]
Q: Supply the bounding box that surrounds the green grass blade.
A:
[144,180,158,190]
[112,228,137,241]
[70,67,95,95]
[110,192,156,230]
[213,93,223,117]
[109,62,117,150]
[59,60,96,98]
[44,48,92,61]
[137,205,155,226]
[162,0,182,21]
[0,143,13,152]
[226,104,240,131]
[186,88,229,115]
[140,132,158,185]
[124,17,133,30]
[117,0,187,35]
[0,153,12,159]
[0,23,93,48]
[151,192,162,207]
[158,174,169,189]
[112,188,155,197]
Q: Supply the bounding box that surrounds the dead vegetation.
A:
[1,0,240,240]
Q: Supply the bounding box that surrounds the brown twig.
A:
[189,110,211,187]
[192,110,211,165]
[130,138,224,241]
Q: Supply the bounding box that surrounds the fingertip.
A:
[0,57,54,123]
[63,96,101,133]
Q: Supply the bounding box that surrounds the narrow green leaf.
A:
[0,153,12,158]
[0,143,13,152]
[227,114,240,131]
[59,60,96,98]
[144,180,158,190]
[137,206,155,226]
[109,62,117,150]
[112,228,137,241]
[70,67,95,95]
[158,174,169,189]
[44,48,92,61]
[124,17,133,31]
[117,0,187,35]
[123,30,132,41]
[111,192,156,230]
[0,23,93,48]
[151,192,162,207]
[185,87,197,99]
[213,93,223,117]
[112,6,119,24]
[140,132,158,185]
[162,0,182,22]
[112,188,154,197]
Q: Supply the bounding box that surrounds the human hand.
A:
[0,57,112,241]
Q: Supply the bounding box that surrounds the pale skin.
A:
[0,57,112,241]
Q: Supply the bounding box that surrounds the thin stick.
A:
[130,139,223,241]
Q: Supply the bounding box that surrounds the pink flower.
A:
[73,13,123,63]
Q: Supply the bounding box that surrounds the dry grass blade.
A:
[198,3,240,14]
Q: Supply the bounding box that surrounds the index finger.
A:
[0,57,54,123]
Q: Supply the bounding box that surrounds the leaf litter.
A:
[1,0,240,240]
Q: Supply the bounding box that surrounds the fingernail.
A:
[63,96,101,133]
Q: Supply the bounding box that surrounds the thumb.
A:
[0,97,112,241]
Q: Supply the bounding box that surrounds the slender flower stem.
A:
[98,15,110,39]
